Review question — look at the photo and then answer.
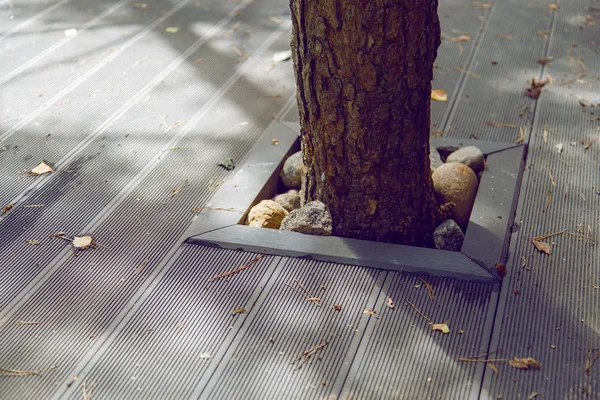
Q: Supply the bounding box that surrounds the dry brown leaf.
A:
[509,357,541,369]
[457,35,471,42]
[525,79,548,100]
[72,236,93,249]
[332,304,342,311]
[548,3,559,9]
[25,239,39,245]
[363,309,377,315]
[2,203,14,212]
[473,2,493,9]
[431,89,448,102]
[386,297,395,309]
[431,323,450,334]
[30,161,53,176]
[232,307,246,314]
[307,297,321,303]
[532,239,551,254]
[495,263,507,277]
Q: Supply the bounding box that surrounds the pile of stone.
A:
[246,150,332,236]
[430,145,485,251]
[246,145,486,251]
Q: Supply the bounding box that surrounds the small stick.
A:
[461,349,501,360]
[83,381,96,400]
[533,229,567,241]
[0,367,40,376]
[485,121,519,129]
[418,277,435,300]
[454,67,480,79]
[298,341,327,361]
[585,349,600,373]
[192,207,241,213]
[457,358,509,363]
[548,169,556,187]
[209,254,264,282]
[406,300,433,324]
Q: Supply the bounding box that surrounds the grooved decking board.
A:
[444,0,553,142]
[483,0,600,398]
[342,273,496,400]
[0,0,75,39]
[201,257,386,400]
[0,15,294,399]
[58,247,279,400]
[0,3,292,310]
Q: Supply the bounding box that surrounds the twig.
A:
[457,358,509,363]
[83,380,96,400]
[548,169,556,187]
[418,277,435,300]
[406,300,432,324]
[585,349,600,373]
[454,67,480,79]
[461,349,501,360]
[284,281,321,305]
[209,254,264,282]
[298,341,328,362]
[533,229,567,241]
[167,181,187,199]
[192,207,241,213]
[486,121,520,129]
[0,367,39,376]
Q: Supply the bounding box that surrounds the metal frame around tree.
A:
[184,120,526,285]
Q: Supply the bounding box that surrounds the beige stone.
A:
[432,162,478,230]
[272,189,300,212]
[246,200,289,229]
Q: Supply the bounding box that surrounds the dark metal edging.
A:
[184,122,527,285]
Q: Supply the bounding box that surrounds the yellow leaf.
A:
[332,304,342,311]
[532,239,551,254]
[72,236,93,249]
[165,27,180,33]
[30,162,53,175]
[431,323,450,334]
[431,89,448,102]
[548,3,558,10]
[363,309,376,315]
[457,35,471,42]
[509,357,541,369]
[232,307,246,314]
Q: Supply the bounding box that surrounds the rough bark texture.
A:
[290,0,440,246]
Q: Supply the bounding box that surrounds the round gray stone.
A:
[280,200,332,236]
[446,146,485,173]
[433,219,464,251]
[272,189,300,212]
[280,151,303,190]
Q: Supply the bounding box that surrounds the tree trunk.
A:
[290,0,440,246]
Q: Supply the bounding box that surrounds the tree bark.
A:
[290,0,440,246]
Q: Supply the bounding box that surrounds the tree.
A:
[290,0,441,246]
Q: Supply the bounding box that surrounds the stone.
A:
[272,189,300,212]
[446,146,485,173]
[246,200,288,229]
[431,162,478,230]
[433,219,465,251]
[430,146,443,170]
[280,151,303,189]
[280,200,332,236]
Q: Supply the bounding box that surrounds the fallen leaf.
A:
[165,27,180,33]
[548,3,558,9]
[431,89,448,102]
[199,353,212,359]
[386,297,395,309]
[532,239,551,254]
[271,139,279,145]
[488,363,499,374]
[217,158,235,170]
[0,368,40,376]
[555,143,564,153]
[2,203,14,212]
[509,357,541,369]
[457,35,471,41]
[363,309,376,315]
[25,239,39,245]
[72,236,93,249]
[30,161,53,176]
[306,297,321,303]
[232,307,246,314]
[525,79,548,100]
[473,2,493,9]
[268,16,282,24]
[432,323,450,334]
[332,304,342,311]
[133,3,147,8]
[272,50,292,62]
[528,392,539,400]
[495,263,507,277]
